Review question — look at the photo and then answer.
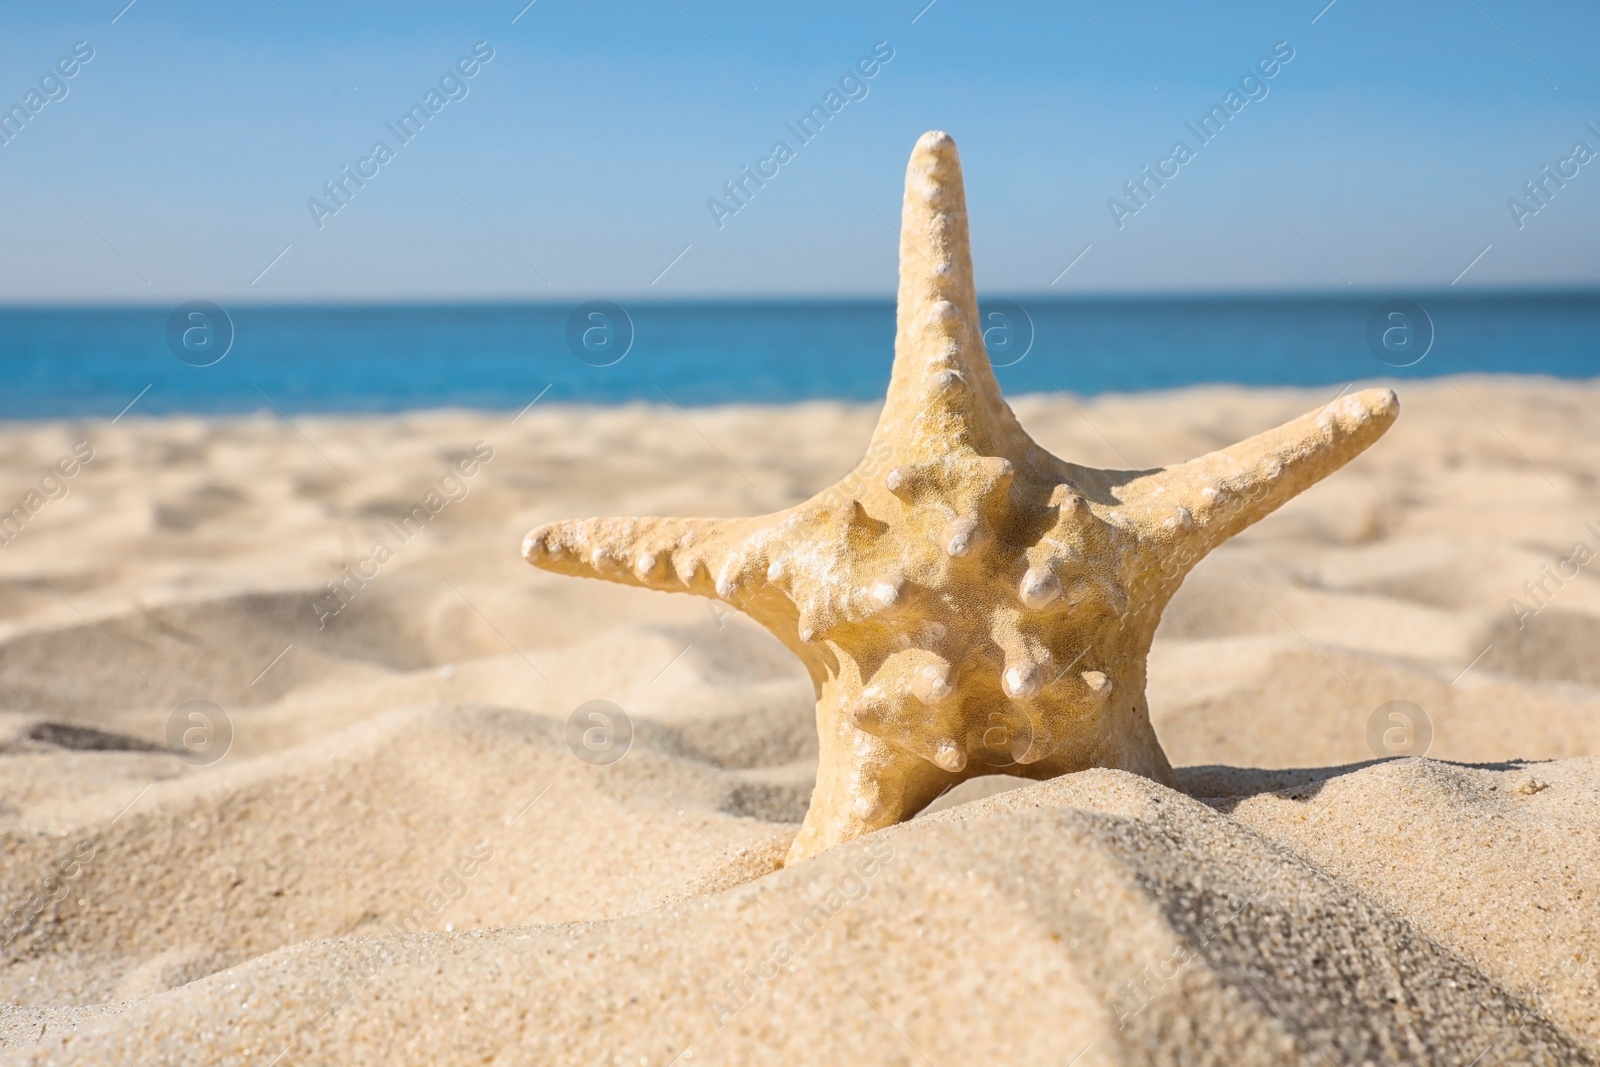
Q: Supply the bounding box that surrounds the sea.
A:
[1,291,1595,419]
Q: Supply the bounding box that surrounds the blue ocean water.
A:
[0,293,1595,419]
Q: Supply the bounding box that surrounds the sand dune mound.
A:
[8,762,1598,1065]
[1,703,797,1007]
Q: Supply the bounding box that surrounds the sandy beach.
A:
[2,376,1597,1065]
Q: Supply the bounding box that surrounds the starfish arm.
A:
[522,515,775,604]
[871,131,1026,459]
[1119,387,1399,606]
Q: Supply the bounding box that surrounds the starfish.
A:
[523,131,1399,865]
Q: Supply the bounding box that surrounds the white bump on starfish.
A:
[635,552,658,579]
[836,499,871,530]
[846,686,889,731]
[1019,566,1063,610]
[1318,395,1377,432]
[715,559,740,599]
[868,576,903,611]
[943,517,979,557]
[521,530,559,560]
[933,739,966,772]
[521,131,1402,866]
[885,463,938,499]
[1002,661,1043,700]
[912,660,955,704]
[853,788,885,823]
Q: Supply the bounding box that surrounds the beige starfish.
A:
[523,131,1399,865]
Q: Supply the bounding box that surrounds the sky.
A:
[0,0,1596,303]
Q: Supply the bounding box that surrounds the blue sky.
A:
[1,0,1596,302]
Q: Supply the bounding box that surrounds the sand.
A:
[0,376,1596,1065]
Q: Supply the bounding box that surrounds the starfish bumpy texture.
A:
[523,131,1399,865]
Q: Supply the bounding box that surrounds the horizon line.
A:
[2,284,1596,311]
